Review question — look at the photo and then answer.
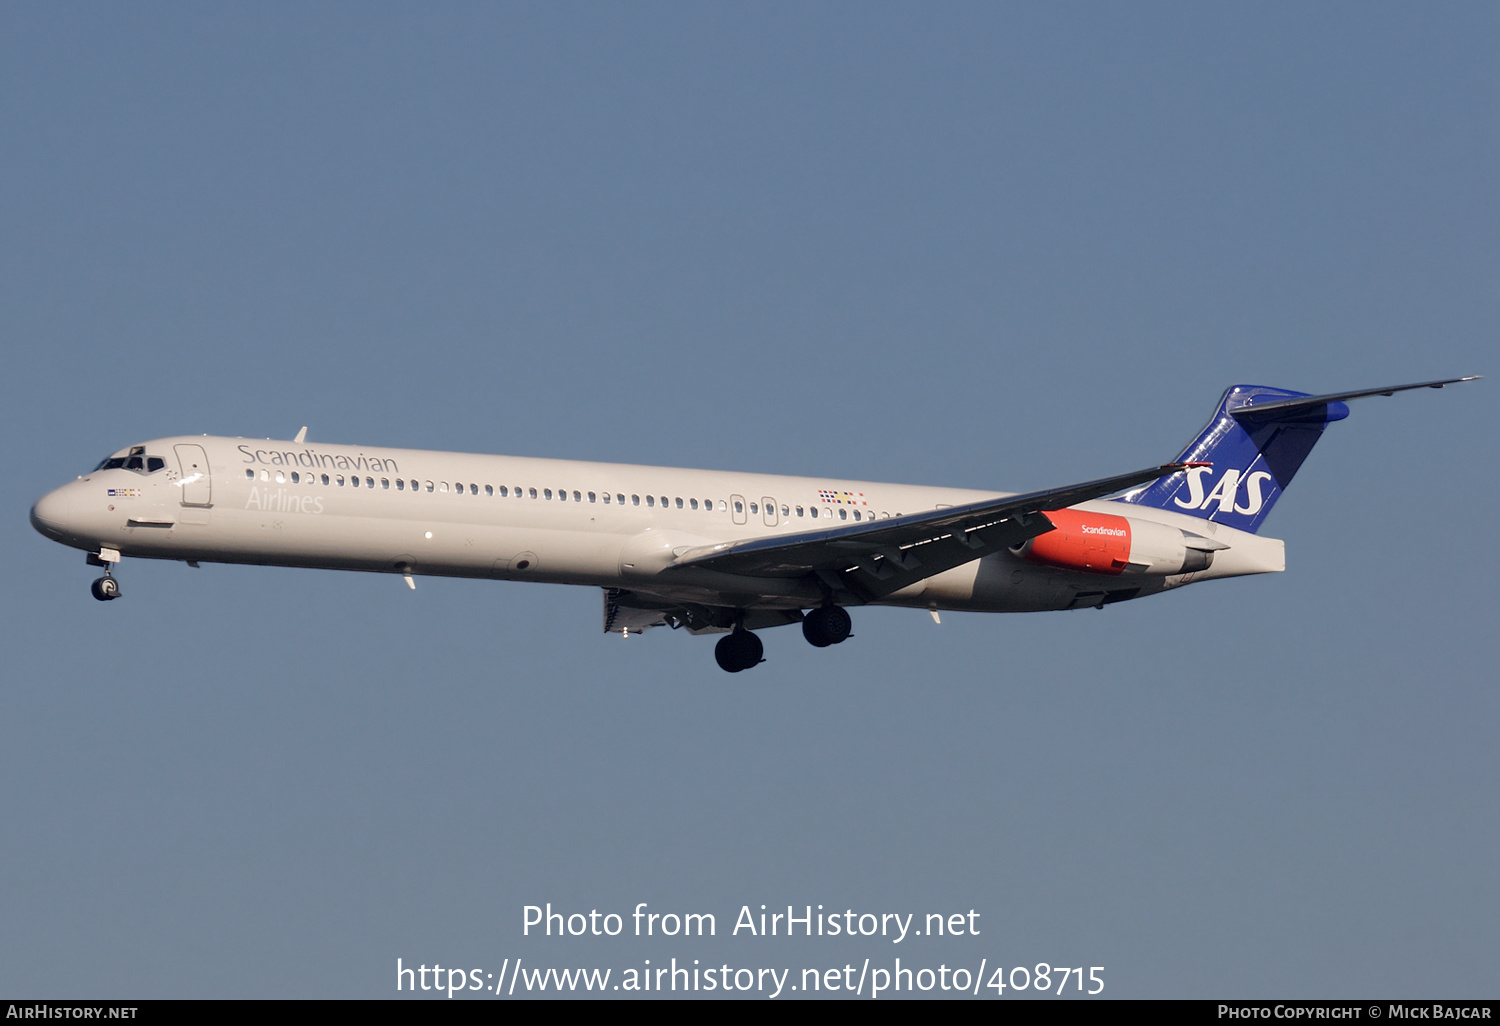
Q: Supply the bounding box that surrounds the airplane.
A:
[30,377,1477,672]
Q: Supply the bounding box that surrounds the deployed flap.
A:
[602,589,801,635]
[670,461,1201,600]
[603,588,670,634]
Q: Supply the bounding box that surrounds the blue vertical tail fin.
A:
[1114,377,1477,533]
[1115,385,1345,533]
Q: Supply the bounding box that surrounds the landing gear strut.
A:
[714,629,763,673]
[802,605,851,647]
[90,573,121,602]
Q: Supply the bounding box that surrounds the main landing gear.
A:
[712,607,854,673]
[715,628,763,673]
[90,572,121,602]
[802,605,851,648]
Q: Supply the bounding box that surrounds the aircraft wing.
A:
[669,461,1202,601]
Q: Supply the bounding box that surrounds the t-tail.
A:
[1114,377,1479,534]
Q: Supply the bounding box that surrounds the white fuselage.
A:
[31,435,1285,618]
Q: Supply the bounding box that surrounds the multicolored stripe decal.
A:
[817,489,867,506]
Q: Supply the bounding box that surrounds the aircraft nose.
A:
[30,487,73,538]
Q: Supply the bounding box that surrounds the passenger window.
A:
[717,500,726,512]
[646,495,655,507]
[147,457,165,473]
[352,476,360,488]
[366,477,373,489]
[425,481,434,492]
[260,470,270,482]
[796,506,804,516]
[602,492,611,504]
[544,489,553,500]
[749,502,758,514]
[734,500,744,514]
[588,491,596,503]
[810,507,818,519]
[689,498,698,510]
[292,472,300,483]
[397,479,405,491]
[245,469,254,479]
[275,470,284,483]
[558,489,567,501]
[618,494,625,505]
[337,475,345,486]
[839,508,848,520]
[485,485,493,496]
[322,474,331,485]
[499,486,508,497]
[439,482,448,493]
[529,487,537,499]
[455,482,464,493]
[632,495,640,506]
[782,505,789,517]
[382,478,390,489]
[573,490,581,502]
[470,483,478,495]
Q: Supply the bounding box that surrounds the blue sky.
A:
[2,2,1494,998]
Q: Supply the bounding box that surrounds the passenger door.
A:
[173,444,212,506]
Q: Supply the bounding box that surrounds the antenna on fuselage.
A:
[293,426,307,444]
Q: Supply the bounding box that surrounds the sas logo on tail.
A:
[1173,466,1274,515]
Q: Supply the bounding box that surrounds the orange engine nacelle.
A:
[1018,509,1132,576]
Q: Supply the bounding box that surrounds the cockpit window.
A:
[93,452,167,474]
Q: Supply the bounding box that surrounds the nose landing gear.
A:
[90,572,121,601]
[87,548,122,601]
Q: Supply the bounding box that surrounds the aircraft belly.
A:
[876,552,1151,613]
[114,506,630,583]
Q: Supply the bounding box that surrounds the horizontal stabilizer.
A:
[1232,376,1480,419]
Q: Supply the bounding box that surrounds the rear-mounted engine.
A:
[1011,509,1217,576]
